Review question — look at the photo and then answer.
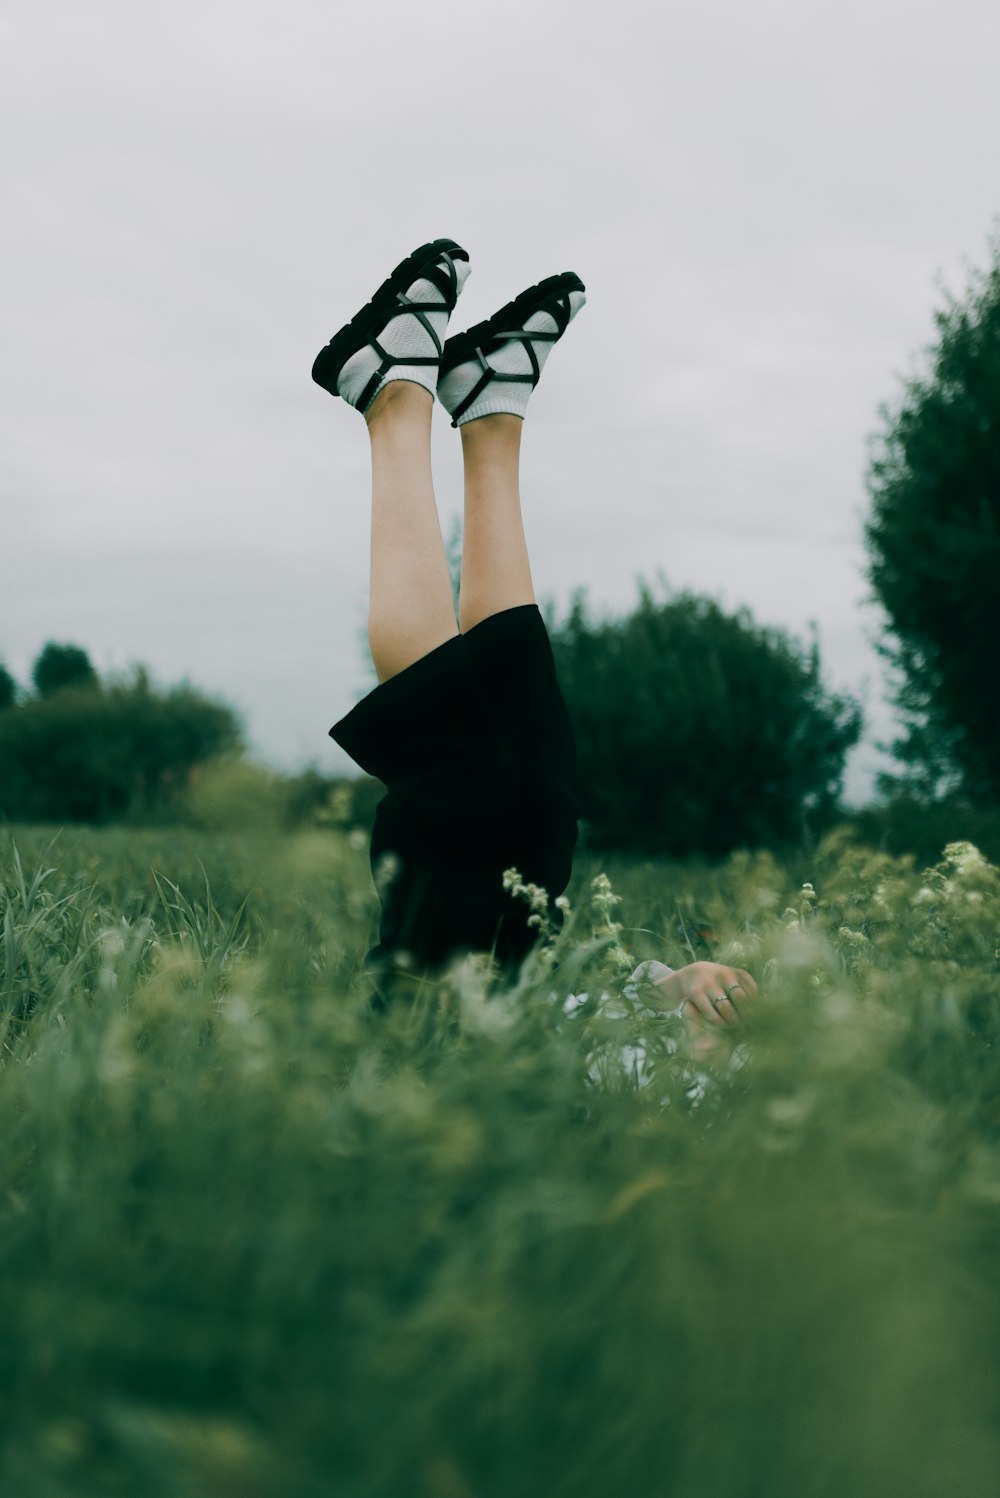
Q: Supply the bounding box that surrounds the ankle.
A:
[364,379,434,428]
[459,412,524,461]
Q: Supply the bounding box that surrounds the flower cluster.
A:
[502,868,558,941]
[590,872,634,980]
[784,880,818,927]
[589,872,621,923]
[502,867,551,924]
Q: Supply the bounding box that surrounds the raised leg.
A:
[365,381,459,683]
[458,413,537,634]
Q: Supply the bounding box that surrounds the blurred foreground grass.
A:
[1,822,998,1497]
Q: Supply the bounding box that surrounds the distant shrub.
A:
[0,663,16,713]
[548,579,862,858]
[31,641,99,697]
[845,792,1000,866]
[281,766,384,834]
[181,756,287,832]
[0,668,243,823]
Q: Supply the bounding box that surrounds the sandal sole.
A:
[440,271,585,374]
[312,237,469,396]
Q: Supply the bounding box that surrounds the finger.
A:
[720,970,757,1021]
[720,975,751,1022]
[690,989,730,1026]
[680,1001,720,1047]
[707,992,738,1027]
[712,993,742,1027]
[705,976,741,1019]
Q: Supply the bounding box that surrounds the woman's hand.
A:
[649,961,758,1034]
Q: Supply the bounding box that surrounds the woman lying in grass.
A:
[312,237,757,1030]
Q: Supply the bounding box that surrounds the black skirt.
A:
[330,603,583,998]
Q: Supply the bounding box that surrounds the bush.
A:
[548,579,862,858]
[845,792,1000,867]
[181,756,288,833]
[280,767,384,834]
[0,669,243,823]
[31,641,99,697]
[0,663,16,713]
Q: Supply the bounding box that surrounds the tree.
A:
[0,663,16,712]
[864,228,1000,801]
[547,580,861,857]
[0,668,244,823]
[32,642,99,698]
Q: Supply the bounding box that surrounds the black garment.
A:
[330,603,583,1002]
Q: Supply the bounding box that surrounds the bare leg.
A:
[458,413,536,633]
[365,381,458,683]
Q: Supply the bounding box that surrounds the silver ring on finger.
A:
[724,983,743,994]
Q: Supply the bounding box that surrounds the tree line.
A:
[0,599,863,853]
[0,645,242,823]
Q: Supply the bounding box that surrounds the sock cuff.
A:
[450,396,529,427]
[363,368,438,411]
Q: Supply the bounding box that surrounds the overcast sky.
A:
[4,0,998,804]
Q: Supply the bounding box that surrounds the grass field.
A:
[1,822,998,1497]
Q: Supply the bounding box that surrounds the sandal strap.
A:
[392,293,445,356]
[449,350,496,424]
[419,249,462,308]
[449,367,536,426]
[448,291,573,426]
[357,365,387,414]
[355,272,457,411]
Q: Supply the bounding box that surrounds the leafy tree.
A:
[0,663,16,712]
[0,669,243,823]
[32,642,99,698]
[864,229,1000,800]
[547,580,861,857]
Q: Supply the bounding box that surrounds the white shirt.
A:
[562,959,683,1019]
[559,959,747,1103]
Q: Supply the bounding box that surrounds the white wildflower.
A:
[98,927,125,958]
[943,841,989,877]
[590,872,621,905]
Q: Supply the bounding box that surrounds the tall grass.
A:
[0,824,998,1496]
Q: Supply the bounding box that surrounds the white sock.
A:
[437,289,586,425]
[337,257,471,412]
